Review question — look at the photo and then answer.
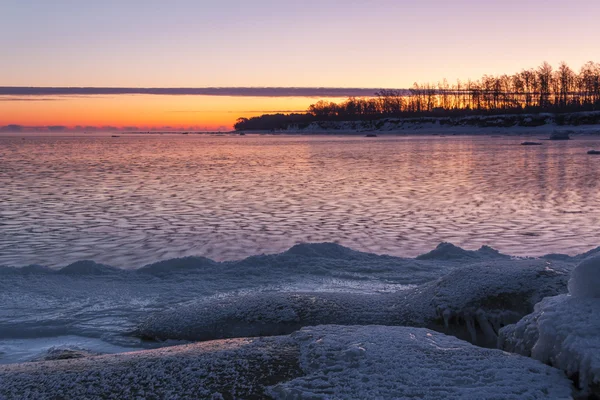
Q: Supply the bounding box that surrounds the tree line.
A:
[234,61,600,131]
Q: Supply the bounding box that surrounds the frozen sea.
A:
[1,132,600,365]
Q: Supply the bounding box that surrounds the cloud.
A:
[0,96,62,102]
[0,87,407,98]
[0,124,230,133]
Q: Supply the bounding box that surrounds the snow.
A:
[568,254,600,298]
[0,326,574,400]
[136,256,572,348]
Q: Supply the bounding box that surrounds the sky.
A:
[1,0,599,130]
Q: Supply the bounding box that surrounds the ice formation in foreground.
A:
[0,326,573,400]
[568,254,600,298]
[269,326,573,400]
[499,254,600,396]
[136,257,571,347]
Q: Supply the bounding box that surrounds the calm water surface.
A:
[1,133,599,267]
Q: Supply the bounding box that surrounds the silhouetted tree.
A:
[235,61,600,130]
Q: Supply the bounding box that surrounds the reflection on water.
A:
[1,133,599,267]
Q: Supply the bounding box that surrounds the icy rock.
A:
[267,325,573,400]
[410,258,571,346]
[136,258,571,348]
[0,337,303,400]
[499,295,600,395]
[568,254,600,298]
[135,292,397,342]
[31,346,96,362]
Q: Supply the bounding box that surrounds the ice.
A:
[415,242,509,261]
[568,254,600,298]
[409,258,572,346]
[0,326,573,400]
[0,242,584,368]
[0,336,303,400]
[31,346,97,361]
[136,257,572,347]
[1,243,461,363]
[268,326,573,400]
[499,256,600,395]
[499,295,600,396]
[0,336,139,365]
[0,242,452,285]
[135,292,398,342]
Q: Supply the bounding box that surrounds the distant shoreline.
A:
[236,111,600,136]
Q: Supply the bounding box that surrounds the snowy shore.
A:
[1,243,599,399]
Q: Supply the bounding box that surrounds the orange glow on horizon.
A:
[0,95,347,131]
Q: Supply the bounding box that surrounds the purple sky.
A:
[2,0,599,88]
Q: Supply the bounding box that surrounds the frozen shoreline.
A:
[0,327,575,400]
[1,243,599,398]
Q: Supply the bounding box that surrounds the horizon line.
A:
[0,87,409,98]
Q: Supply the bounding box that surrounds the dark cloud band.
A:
[0,87,403,97]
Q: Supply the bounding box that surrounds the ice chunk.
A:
[30,346,96,361]
[57,260,120,275]
[415,242,509,261]
[401,258,572,347]
[268,325,573,400]
[499,295,600,396]
[568,254,600,298]
[135,292,398,342]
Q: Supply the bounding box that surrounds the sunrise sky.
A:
[1,0,599,130]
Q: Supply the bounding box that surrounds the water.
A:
[1,132,600,363]
[1,133,600,268]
